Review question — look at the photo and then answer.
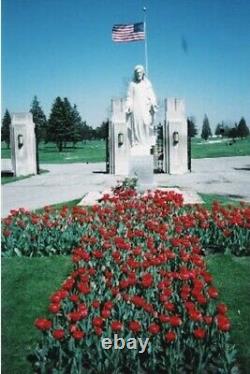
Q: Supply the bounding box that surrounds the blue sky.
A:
[2,0,250,131]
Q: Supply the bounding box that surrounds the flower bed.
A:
[2,190,250,258]
[31,189,239,373]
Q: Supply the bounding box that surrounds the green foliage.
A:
[228,124,239,139]
[95,120,109,140]
[115,177,138,190]
[1,109,11,148]
[201,114,212,140]
[215,123,224,136]
[30,96,47,144]
[46,97,83,151]
[187,117,198,138]
[237,117,249,138]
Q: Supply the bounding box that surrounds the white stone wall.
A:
[163,98,188,174]
[10,113,37,177]
[109,99,130,175]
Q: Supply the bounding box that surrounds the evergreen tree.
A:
[46,97,67,151]
[228,123,238,140]
[187,117,198,137]
[30,96,47,144]
[201,114,212,140]
[215,123,223,136]
[46,97,83,151]
[1,109,11,148]
[237,117,249,138]
[80,122,95,141]
[95,121,109,140]
[62,97,75,144]
[71,104,83,145]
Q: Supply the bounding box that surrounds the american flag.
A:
[112,22,145,42]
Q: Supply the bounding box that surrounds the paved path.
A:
[2,156,250,217]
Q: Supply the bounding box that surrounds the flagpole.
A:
[143,6,148,76]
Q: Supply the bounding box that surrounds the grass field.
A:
[191,136,250,159]
[2,254,250,373]
[1,140,106,163]
[1,136,250,164]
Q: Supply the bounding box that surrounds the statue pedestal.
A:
[129,145,156,192]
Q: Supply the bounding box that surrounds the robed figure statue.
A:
[126,65,158,148]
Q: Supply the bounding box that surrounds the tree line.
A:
[188,115,249,140]
[1,96,108,151]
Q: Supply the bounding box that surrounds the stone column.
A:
[109,99,130,175]
[10,113,37,177]
[163,98,188,174]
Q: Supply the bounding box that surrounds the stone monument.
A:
[108,68,188,180]
[163,98,188,174]
[126,65,158,190]
[109,99,130,175]
[10,112,37,177]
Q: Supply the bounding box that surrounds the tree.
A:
[1,109,11,148]
[71,104,84,145]
[95,121,109,140]
[237,117,249,138]
[62,97,75,144]
[46,97,67,151]
[46,97,83,151]
[228,125,238,140]
[201,114,212,140]
[30,96,47,144]
[215,123,223,136]
[187,117,198,137]
[80,121,93,141]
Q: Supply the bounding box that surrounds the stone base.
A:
[129,145,155,192]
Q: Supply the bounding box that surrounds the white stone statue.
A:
[126,65,158,149]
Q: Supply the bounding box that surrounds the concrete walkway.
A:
[2,156,250,217]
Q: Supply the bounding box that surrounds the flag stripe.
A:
[112,22,145,42]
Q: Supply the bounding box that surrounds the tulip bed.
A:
[2,190,250,258]
[26,188,245,373]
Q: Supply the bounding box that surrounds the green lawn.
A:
[191,136,250,158]
[199,193,249,209]
[2,254,250,373]
[207,254,250,373]
[1,256,72,374]
[1,140,106,163]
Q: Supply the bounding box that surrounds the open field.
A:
[2,254,250,373]
[191,136,250,158]
[1,140,106,163]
